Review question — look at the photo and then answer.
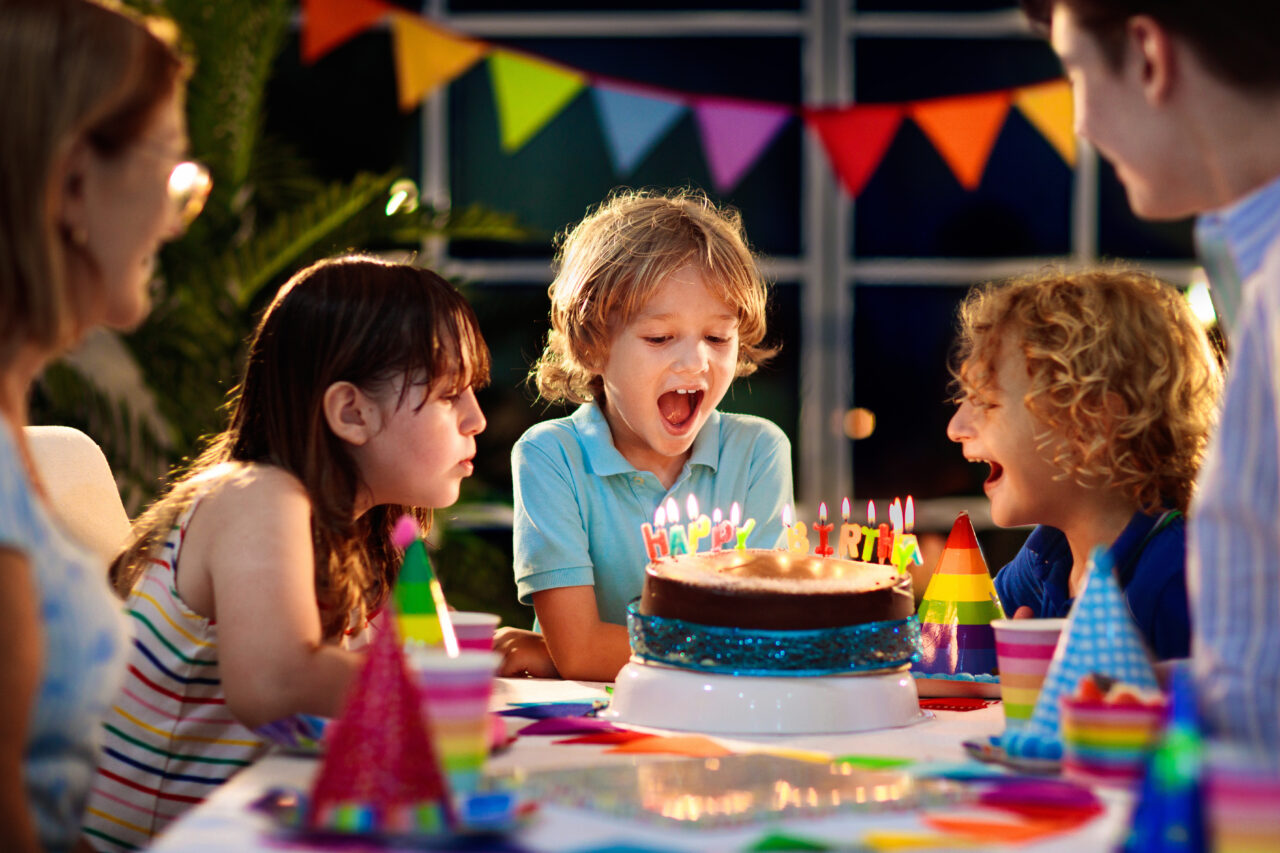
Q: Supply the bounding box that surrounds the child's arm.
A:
[0,549,43,853]
[180,467,365,729]
[532,586,631,682]
[493,627,560,678]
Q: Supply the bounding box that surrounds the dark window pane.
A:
[855,1,1018,10]
[1096,159,1195,260]
[451,0,800,9]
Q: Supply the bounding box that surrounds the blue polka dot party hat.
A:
[1003,544,1159,759]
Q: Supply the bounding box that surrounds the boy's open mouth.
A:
[658,388,703,429]
[984,460,1004,487]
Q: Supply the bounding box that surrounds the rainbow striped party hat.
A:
[913,511,1003,676]
[392,516,458,656]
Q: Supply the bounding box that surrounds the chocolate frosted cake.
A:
[641,549,914,631]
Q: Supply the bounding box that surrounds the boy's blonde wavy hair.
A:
[951,267,1222,514]
[532,188,776,404]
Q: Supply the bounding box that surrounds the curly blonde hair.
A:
[532,188,776,404]
[951,267,1222,514]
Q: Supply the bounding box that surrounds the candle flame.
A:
[713,507,722,524]
[666,497,680,523]
[819,501,828,525]
[730,502,741,526]
[782,503,793,527]
[890,500,902,532]
[866,500,876,526]
[906,495,915,532]
[687,493,699,520]
[655,505,666,527]
[841,497,850,523]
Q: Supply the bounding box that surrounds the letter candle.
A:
[860,501,879,562]
[814,502,835,557]
[876,500,893,564]
[731,502,755,550]
[837,497,862,558]
[685,494,711,553]
[890,495,924,575]
[782,504,810,553]
[640,504,671,561]
[709,507,734,552]
[666,498,690,556]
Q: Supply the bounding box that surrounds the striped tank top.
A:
[82,501,268,850]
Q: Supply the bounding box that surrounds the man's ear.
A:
[1128,14,1176,105]
[323,381,379,446]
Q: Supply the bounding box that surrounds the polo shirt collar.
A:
[572,401,721,478]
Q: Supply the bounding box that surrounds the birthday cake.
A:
[641,549,914,631]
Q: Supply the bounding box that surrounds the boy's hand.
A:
[1013,605,1035,619]
[493,627,560,679]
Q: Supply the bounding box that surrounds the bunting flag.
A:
[1014,79,1076,166]
[390,14,488,112]
[805,104,904,198]
[591,82,688,176]
[693,97,793,193]
[488,50,587,153]
[300,0,389,64]
[908,90,1013,190]
[301,1,1079,199]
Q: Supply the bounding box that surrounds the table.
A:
[152,677,1134,852]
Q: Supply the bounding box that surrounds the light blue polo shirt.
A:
[512,401,793,627]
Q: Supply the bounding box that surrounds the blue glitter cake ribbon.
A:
[626,601,921,677]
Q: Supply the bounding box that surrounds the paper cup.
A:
[1061,697,1166,786]
[991,618,1066,730]
[407,648,500,798]
[1206,744,1280,851]
[450,611,501,652]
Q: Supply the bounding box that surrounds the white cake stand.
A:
[599,658,926,735]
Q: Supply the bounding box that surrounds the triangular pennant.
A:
[590,82,688,175]
[693,97,792,193]
[804,104,904,198]
[913,512,1002,676]
[300,0,389,64]
[1005,546,1159,757]
[488,50,586,152]
[390,13,487,112]
[908,90,1013,190]
[1014,79,1076,166]
[308,615,454,831]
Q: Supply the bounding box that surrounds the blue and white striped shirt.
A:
[1191,173,1280,766]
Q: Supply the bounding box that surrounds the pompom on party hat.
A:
[912,511,1003,676]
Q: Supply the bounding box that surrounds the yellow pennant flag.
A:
[908,91,1012,191]
[390,13,487,112]
[1014,79,1076,166]
[488,50,586,152]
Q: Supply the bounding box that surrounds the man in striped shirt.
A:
[1022,0,1280,764]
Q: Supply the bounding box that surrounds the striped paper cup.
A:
[991,618,1067,730]
[451,611,501,652]
[1207,744,1280,852]
[407,648,500,798]
[1060,697,1166,787]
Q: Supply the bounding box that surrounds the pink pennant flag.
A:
[693,97,793,193]
[300,0,390,64]
[804,104,904,198]
[908,91,1013,191]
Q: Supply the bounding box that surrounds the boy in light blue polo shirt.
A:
[500,190,793,682]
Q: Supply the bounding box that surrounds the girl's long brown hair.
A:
[111,256,490,639]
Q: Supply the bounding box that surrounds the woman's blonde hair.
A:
[951,267,1222,514]
[532,188,776,404]
[111,257,491,640]
[0,0,185,362]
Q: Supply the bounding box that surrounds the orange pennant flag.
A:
[908,90,1013,191]
[390,13,488,112]
[300,0,389,64]
[1015,79,1076,166]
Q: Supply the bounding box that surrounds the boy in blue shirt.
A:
[947,269,1221,660]
[499,190,792,681]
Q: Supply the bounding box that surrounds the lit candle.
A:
[685,494,711,553]
[666,498,689,556]
[730,502,755,550]
[783,504,810,553]
[640,504,670,561]
[837,496,862,559]
[709,506,734,552]
[891,495,924,575]
[814,501,835,557]
[860,500,879,562]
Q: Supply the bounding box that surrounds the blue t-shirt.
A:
[512,402,793,627]
[993,510,1190,660]
[0,423,127,852]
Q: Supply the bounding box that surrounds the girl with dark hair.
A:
[83,255,489,849]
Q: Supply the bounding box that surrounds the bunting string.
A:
[301,0,1074,196]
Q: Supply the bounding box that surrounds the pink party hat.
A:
[913,512,1003,676]
[307,612,454,833]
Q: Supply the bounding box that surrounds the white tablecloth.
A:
[151,677,1133,852]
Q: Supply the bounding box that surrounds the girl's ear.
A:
[323,381,379,446]
[55,138,92,243]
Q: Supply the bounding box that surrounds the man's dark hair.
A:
[1021,0,1280,93]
